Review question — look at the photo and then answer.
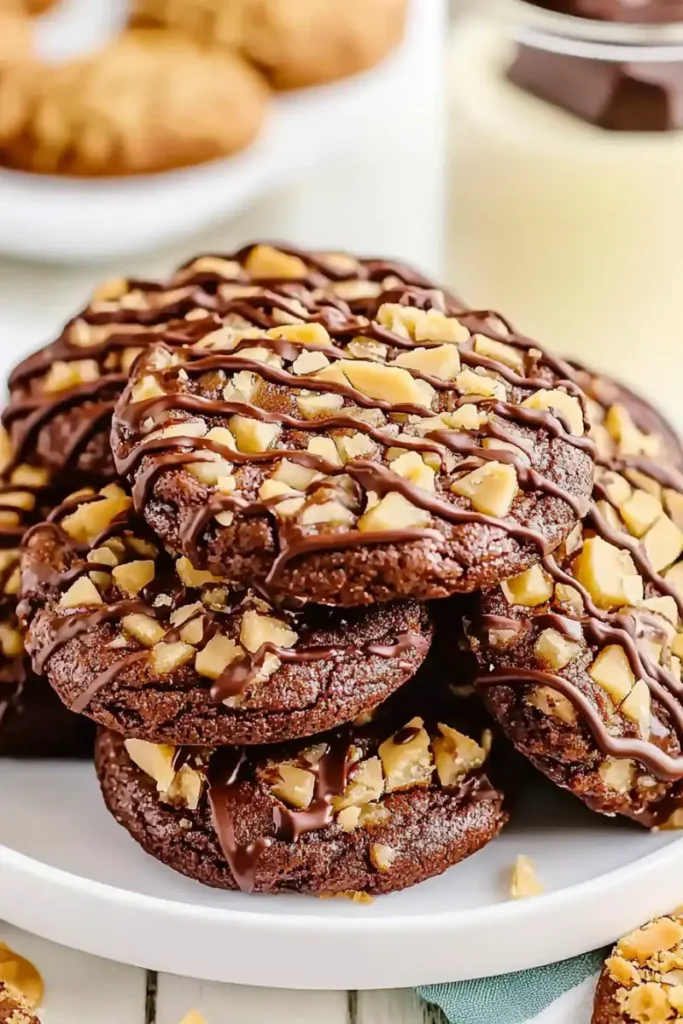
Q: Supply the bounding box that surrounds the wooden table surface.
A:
[1,922,446,1024]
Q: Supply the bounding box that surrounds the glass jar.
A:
[448,0,683,417]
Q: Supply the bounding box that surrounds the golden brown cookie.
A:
[593,913,683,1022]
[0,28,269,176]
[0,7,31,65]
[132,0,408,89]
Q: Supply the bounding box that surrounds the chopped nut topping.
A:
[152,641,195,675]
[432,724,486,786]
[606,955,641,988]
[455,367,505,400]
[59,576,103,609]
[112,560,155,596]
[377,304,469,343]
[590,645,636,704]
[334,757,384,811]
[521,388,584,436]
[370,843,398,872]
[296,391,345,419]
[125,739,176,790]
[357,491,430,532]
[123,613,166,647]
[510,855,543,899]
[534,628,581,670]
[131,374,165,404]
[527,685,577,724]
[473,335,525,373]
[176,557,224,588]
[573,536,643,610]
[620,490,664,539]
[271,764,315,809]
[378,717,434,792]
[244,245,308,280]
[43,358,99,394]
[195,635,244,680]
[621,678,651,738]
[240,610,298,654]
[393,344,461,381]
[644,515,683,574]
[334,432,377,464]
[228,416,281,454]
[340,359,435,408]
[62,488,132,544]
[501,564,554,608]
[618,918,683,963]
[299,501,354,526]
[451,461,518,518]
[600,758,635,794]
[390,451,436,492]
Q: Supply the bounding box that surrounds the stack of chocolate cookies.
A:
[9,241,679,900]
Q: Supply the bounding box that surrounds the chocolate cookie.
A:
[0,29,269,177]
[0,981,39,1024]
[5,244,446,484]
[95,688,506,895]
[20,484,432,745]
[593,912,683,1023]
[112,286,595,606]
[0,452,92,757]
[132,0,408,90]
[469,372,683,824]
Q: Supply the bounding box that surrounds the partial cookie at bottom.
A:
[96,699,506,896]
[593,911,683,1023]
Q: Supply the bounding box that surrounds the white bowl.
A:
[0,757,681,989]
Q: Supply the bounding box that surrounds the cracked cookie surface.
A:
[593,912,683,1023]
[20,484,432,745]
[112,274,594,606]
[95,683,506,895]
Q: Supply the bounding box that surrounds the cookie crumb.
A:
[319,890,374,905]
[510,855,543,899]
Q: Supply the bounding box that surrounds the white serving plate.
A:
[0,0,427,263]
[0,758,681,989]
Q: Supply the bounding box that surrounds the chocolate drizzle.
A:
[21,488,430,720]
[207,734,350,891]
[475,378,683,787]
[110,278,595,595]
[3,244,456,480]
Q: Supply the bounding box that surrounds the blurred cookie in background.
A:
[593,912,683,1023]
[0,4,32,65]
[0,28,269,176]
[132,0,408,89]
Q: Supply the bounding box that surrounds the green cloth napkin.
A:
[417,949,606,1023]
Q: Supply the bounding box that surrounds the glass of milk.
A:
[448,0,683,421]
